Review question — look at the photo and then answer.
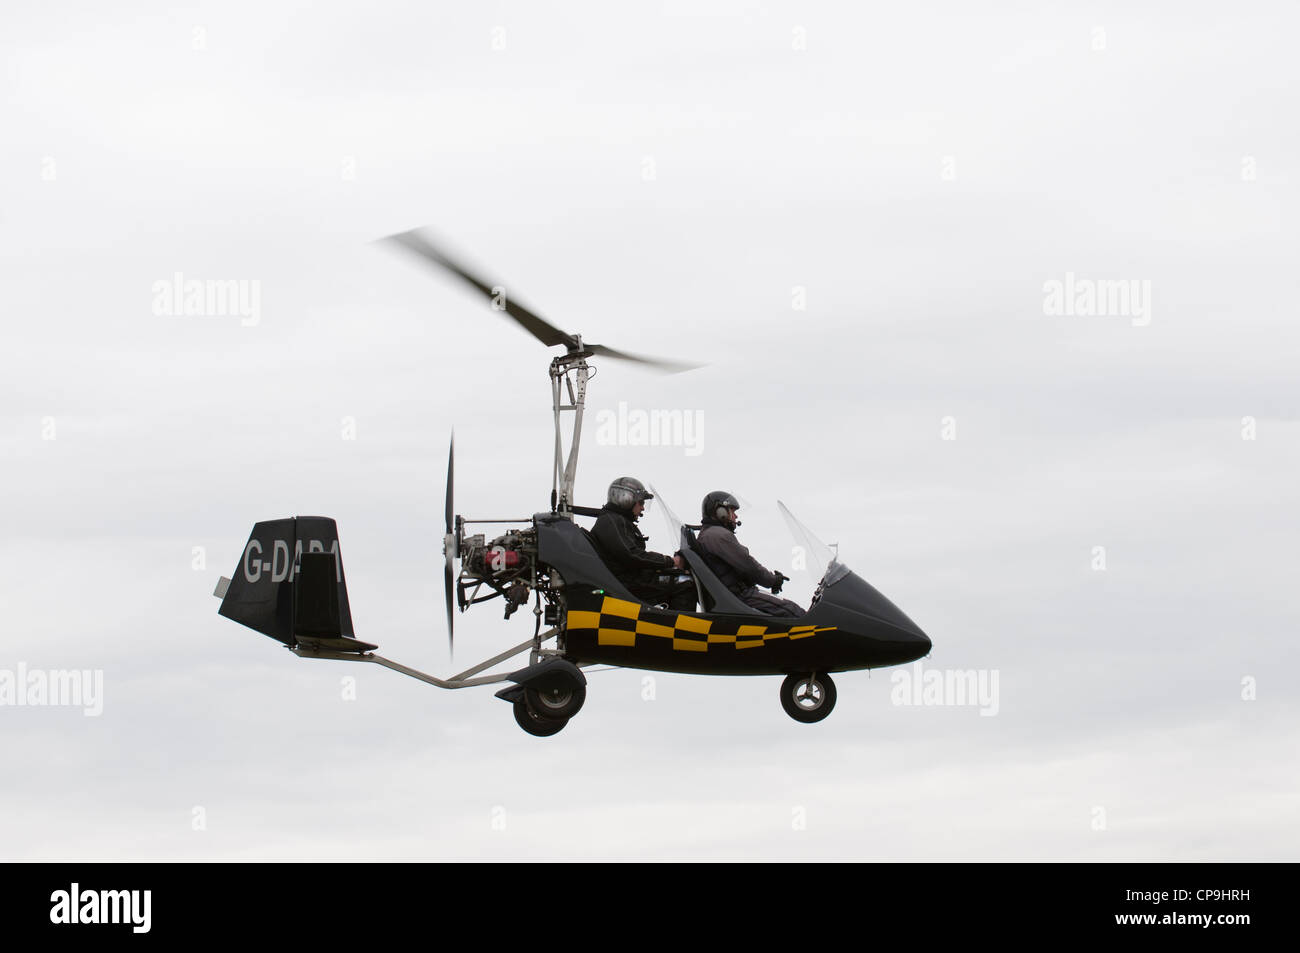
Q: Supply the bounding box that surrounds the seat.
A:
[580,523,691,610]
[679,525,760,615]
[578,525,626,591]
[536,515,637,601]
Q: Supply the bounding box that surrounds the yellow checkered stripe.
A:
[566,595,835,653]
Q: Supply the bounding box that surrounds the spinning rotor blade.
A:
[381,228,702,374]
[588,343,702,374]
[384,229,576,350]
[444,432,456,655]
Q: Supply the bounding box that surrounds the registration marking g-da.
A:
[242,538,341,583]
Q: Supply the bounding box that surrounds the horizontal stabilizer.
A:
[294,634,380,653]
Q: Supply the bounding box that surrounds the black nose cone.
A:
[897,627,932,663]
[812,569,932,663]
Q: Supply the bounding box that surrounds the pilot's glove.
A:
[771,571,789,594]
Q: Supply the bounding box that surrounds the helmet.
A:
[608,476,654,510]
[702,490,740,524]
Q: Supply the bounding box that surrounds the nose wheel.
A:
[780,672,837,723]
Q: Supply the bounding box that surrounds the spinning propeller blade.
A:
[381,228,701,374]
[444,432,456,656]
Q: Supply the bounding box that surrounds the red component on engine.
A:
[486,548,520,570]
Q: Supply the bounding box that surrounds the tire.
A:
[780,672,837,723]
[524,681,587,721]
[514,697,568,736]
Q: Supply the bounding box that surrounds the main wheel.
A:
[780,672,837,723]
[514,697,568,736]
[525,681,586,720]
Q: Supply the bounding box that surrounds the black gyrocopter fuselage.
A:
[535,514,931,678]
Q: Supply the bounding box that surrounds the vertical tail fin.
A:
[216,516,374,651]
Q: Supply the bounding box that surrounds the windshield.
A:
[777,501,851,588]
[649,483,685,541]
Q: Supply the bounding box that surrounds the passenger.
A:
[591,477,696,611]
[695,491,803,617]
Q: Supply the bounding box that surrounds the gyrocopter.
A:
[212,228,933,736]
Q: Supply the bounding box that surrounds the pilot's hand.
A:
[771,571,789,594]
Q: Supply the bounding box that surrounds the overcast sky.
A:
[2,1,1297,860]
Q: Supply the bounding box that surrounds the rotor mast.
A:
[550,341,589,517]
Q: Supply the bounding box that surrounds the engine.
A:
[459,527,539,619]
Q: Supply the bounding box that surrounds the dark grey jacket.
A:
[590,503,674,582]
[697,522,779,594]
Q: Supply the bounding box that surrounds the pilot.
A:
[695,491,803,617]
[591,477,696,611]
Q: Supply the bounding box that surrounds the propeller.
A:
[443,432,457,656]
[381,228,702,374]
